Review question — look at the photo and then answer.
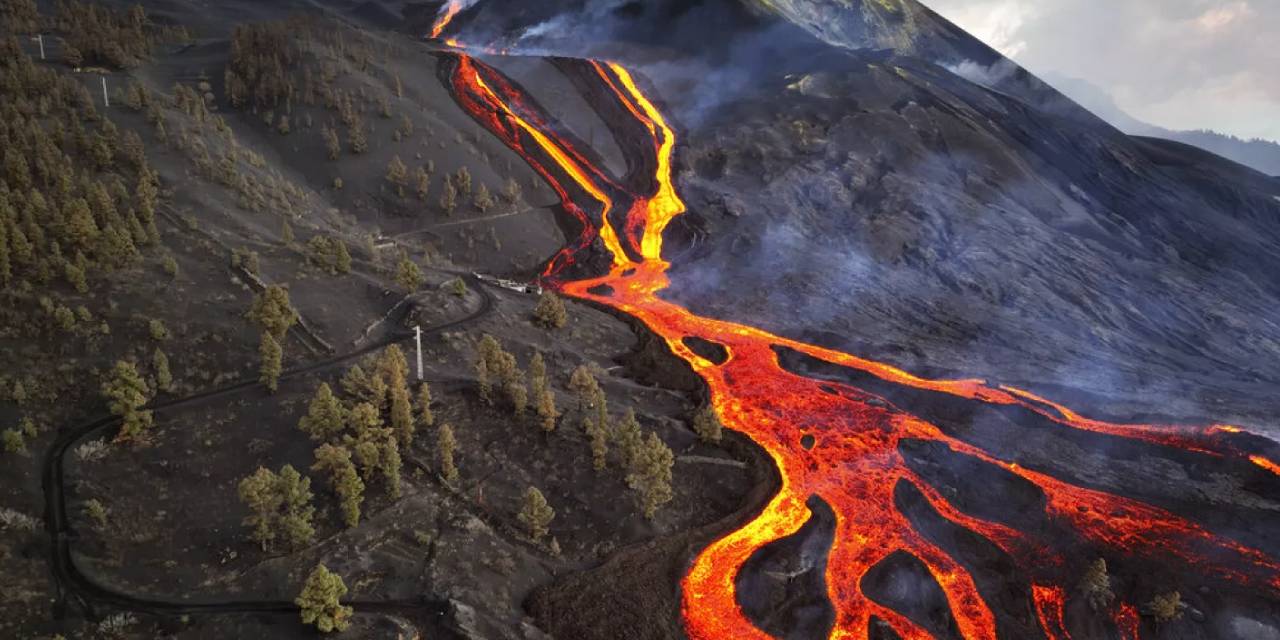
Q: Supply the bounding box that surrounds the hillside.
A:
[1,1,1278,640]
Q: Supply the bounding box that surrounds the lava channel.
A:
[436,50,1280,640]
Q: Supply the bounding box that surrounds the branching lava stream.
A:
[431,27,1280,640]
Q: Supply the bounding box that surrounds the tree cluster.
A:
[566,364,674,518]
[296,346,432,526]
[237,464,315,551]
[305,234,352,275]
[1,0,39,34]
[52,2,157,70]
[0,39,161,297]
[475,334,528,415]
[225,21,302,110]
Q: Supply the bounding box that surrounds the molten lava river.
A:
[433,36,1280,640]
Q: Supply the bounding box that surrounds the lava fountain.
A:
[432,36,1280,640]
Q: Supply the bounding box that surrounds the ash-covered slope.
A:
[438,0,1280,428]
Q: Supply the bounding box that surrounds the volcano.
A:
[428,1,1280,639]
[5,0,1278,639]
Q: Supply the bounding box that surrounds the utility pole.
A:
[35,34,44,60]
[102,77,110,108]
[414,325,424,381]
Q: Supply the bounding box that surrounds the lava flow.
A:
[436,47,1280,639]
[429,0,465,39]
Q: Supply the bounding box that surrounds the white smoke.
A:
[944,58,1019,89]
[514,0,629,46]
[437,0,482,17]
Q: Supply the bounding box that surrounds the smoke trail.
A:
[429,0,481,39]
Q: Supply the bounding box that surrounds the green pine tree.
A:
[299,383,346,442]
[296,564,353,632]
[260,331,283,393]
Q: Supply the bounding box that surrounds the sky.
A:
[922,0,1280,142]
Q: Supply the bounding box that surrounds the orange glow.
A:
[1116,603,1141,640]
[440,50,1280,640]
[430,1,463,40]
[1251,455,1280,476]
[1032,585,1072,640]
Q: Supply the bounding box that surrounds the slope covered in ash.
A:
[663,1,1280,429]
[443,0,1280,429]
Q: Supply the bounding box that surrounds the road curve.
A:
[41,273,495,623]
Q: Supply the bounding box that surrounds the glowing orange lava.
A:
[430,0,464,39]
[440,51,1280,639]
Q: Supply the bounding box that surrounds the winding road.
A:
[41,272,494,624]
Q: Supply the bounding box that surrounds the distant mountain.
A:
[1043,73,1280,177]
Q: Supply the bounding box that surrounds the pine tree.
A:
[1148,592,1183,623]
[277,464,316,549]
[334,240,352,274]
[529,351,547,399]
[416,382,434,430]
[533,291,568,329]
[379,345,410,388]
[260,331,283,393]
[321,125,341,160]
[414,166,430,201]
[627,432,674,520]
[64,197,100,250]
[248,285,298,338]
[296,564,353,633]
[693,405,723,443]
[386,155,408,197]
[352,438,381,482]
[347,402,382,439]
[281,218,295,245]
[380,435,402,498]
[102,361,154,442]
[238,467,283,550]
[614,408,643,469]
[63,258,88,293]
[438,422,458,483]
[568,365,599,412]
[503,176,522,203]
[299,383,346,442]
[347,119,368,154]
[474,355,491,404]
[586,414,608,471]
[536,388,558,433]
[340,364,372,402]
[388,363,414,447]
[153,348,173,393]
[3,429,26,454]
[439,179,457,215]
[313,444,364,528]
[455,167,472,195]
[518,486,555,541]
[394,254,423,291]
[505,380,528,416]
[1079,558,1114,611]
[473,183,494,212]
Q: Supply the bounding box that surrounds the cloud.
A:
[923,0,1280,142]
